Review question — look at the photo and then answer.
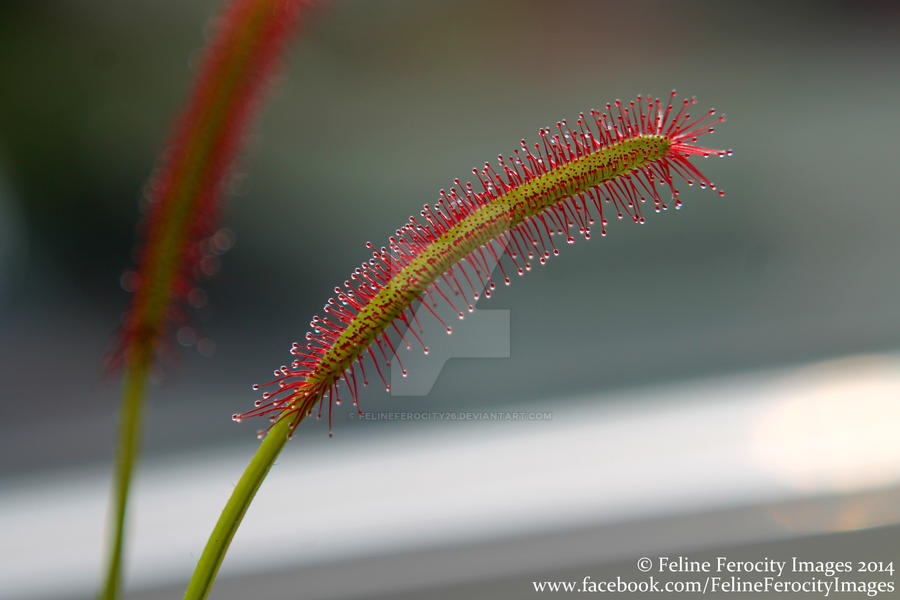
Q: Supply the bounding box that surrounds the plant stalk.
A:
[183,415,296,600]
[99,358,149,600]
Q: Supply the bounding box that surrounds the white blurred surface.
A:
[2,354,899,599]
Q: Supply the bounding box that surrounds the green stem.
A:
[99,360,149,600]
[183,415,295,600]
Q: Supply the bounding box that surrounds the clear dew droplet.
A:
[119,270,138,292]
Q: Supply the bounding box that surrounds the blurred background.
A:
[1,1,899,598]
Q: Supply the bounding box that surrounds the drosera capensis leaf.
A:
[186,92,730,600]
[235,92,731,437]
[100,1,312,599]
[113,0,311,368]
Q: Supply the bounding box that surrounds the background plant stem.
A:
[99,358,149,600]
[96,2,307,596]
[183,415,297,600]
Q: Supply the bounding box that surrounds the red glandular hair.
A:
[236,92,730,437]
[113,0,310,370]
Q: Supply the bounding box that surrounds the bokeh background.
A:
[1,1,899,598]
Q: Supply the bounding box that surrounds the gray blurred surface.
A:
[128,487,900,600]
